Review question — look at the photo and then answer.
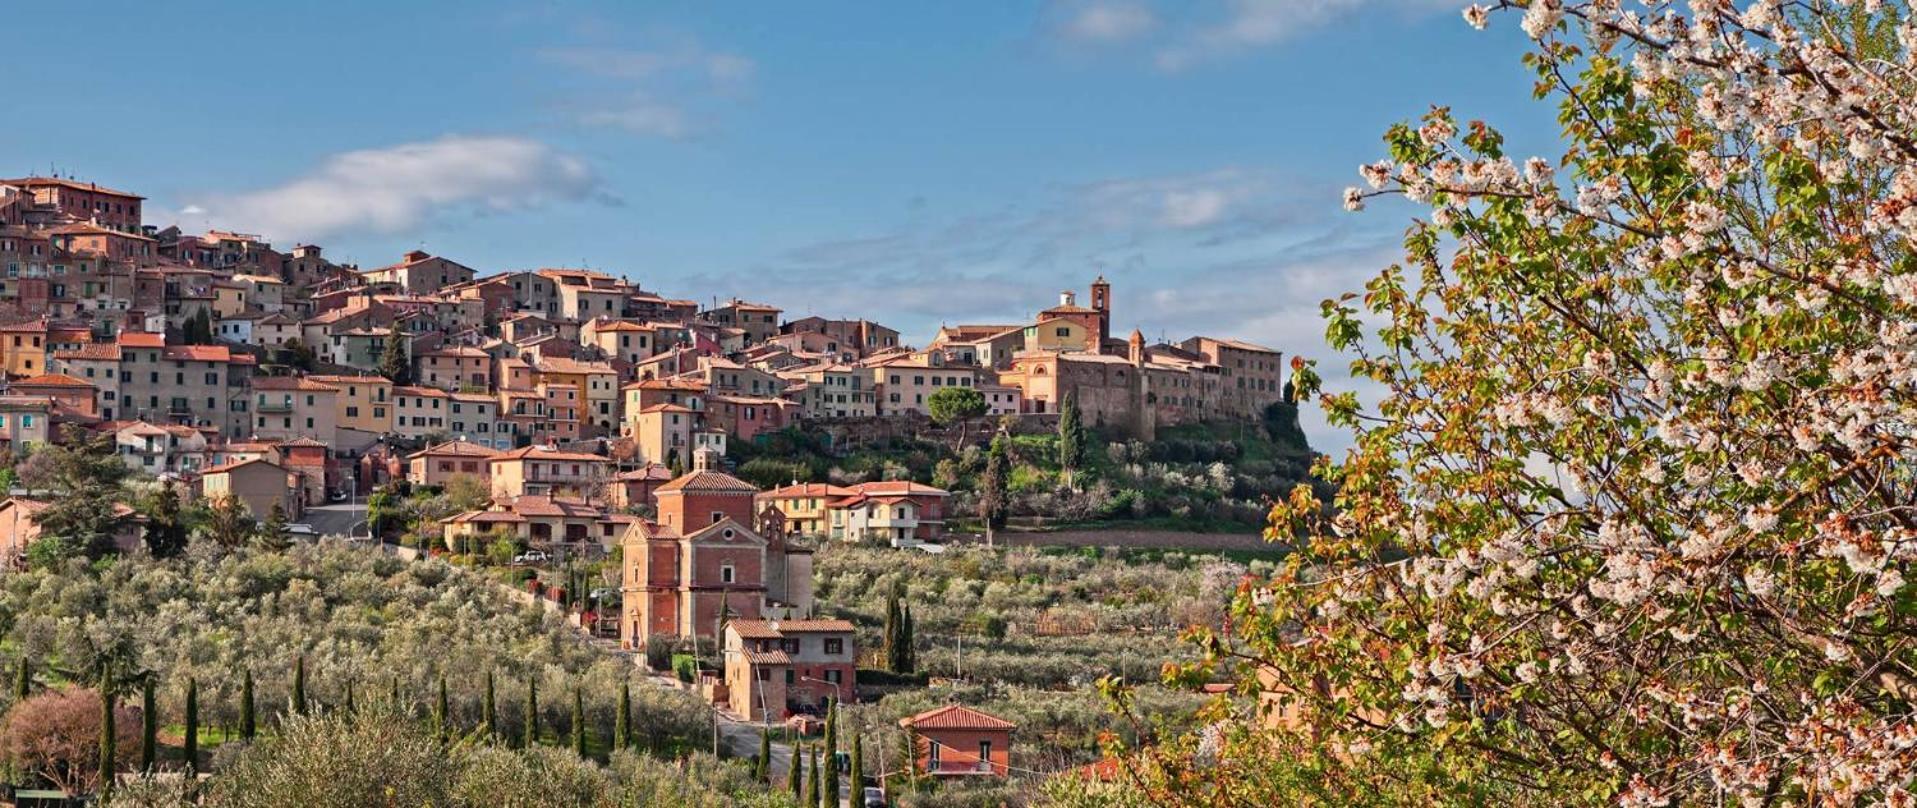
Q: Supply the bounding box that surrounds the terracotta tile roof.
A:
[849,481,950,497]
[448,510,526,524]
[655,470,759,495]
[252,375,337,391]
[591,320,649,332]
[117,332,165,348]
[203,457,286,475]
[899,705,1016,732]
[534,357,616,375]
[740,650,792,665]
[1,176,145,199]
[638,403,695,414]
[761,483,856,499]
[613,465,674,481]
[309,374,390,385]
[409,441,500,459]
[418,346,490,358]
[625,378,707,392]
[731,619,855,636]
[503,495,603,518]
[162,345,234,362]
[280,436,329,448]
[392,386,451,398]
[490,446,609,463]
[12,373,93,388]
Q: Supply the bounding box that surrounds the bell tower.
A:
[1089,275,1111,348]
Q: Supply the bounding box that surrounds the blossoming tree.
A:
[1108,1,1917,805]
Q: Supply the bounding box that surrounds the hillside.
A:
[731,401,1326,535]
[0,546,795,807]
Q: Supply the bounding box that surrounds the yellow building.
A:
[632,403,696,467]
[866,360,980,416]
[533,357,620,435]
[311,374,393,436]
[0,321,49,378]
[1023,316,1094,353]
[582,319,658,366]
[488,446,613,500]
[211,280,248,317]
[755,482,855,537]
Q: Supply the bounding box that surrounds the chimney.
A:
[1059,290,1076,307]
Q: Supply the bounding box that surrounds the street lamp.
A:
[799,675,847,705]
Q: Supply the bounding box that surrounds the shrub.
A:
[2,687,145,796]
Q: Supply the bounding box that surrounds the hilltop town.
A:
[0,173,1291,530]
[0,172,1299,805]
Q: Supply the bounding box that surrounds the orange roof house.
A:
[899,705,1016,778]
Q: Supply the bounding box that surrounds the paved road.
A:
[303,501,367,539]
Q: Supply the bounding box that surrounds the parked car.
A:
[863,786,887,808]
[513,551,551,565]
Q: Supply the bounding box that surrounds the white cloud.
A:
[180,135,601,243]
[1161,188,1230,228]
[1057,1,1159,42]
[1154,0,1459,70]
[540,37,753,139]
[578,95,695,138]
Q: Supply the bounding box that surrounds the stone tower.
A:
[1090,275,1112,346]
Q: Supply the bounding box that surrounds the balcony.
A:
[256,398,294,413]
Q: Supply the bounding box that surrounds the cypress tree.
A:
[823,698,838,755]
[615,680,631,750]
[240,670,256,740]
[571,688,587,757]
[756,727,772,782]
[140,679,157,773]
[434,676,449,742]
[901,605,917,674]
[822,699,839,805]
[850,733,865,800]
[13,657,27,703]
[483,670,497,739]
[182,679,199,775]
[1058,389,1085,474]
[291,655,307,716]
[802,748,819,808]
[882,592,903,674]
[980,435,1010,546]
[98,672,116,798]
[788,742,804,799]
[379,327,411,385]
[523,677,539,748]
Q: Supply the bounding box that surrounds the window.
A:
[824,638,843,655]
[720,564,735,584]
[711,511,724,525]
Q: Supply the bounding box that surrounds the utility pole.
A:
[711,585,731,758]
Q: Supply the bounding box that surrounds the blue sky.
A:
[7,0,1562,451]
